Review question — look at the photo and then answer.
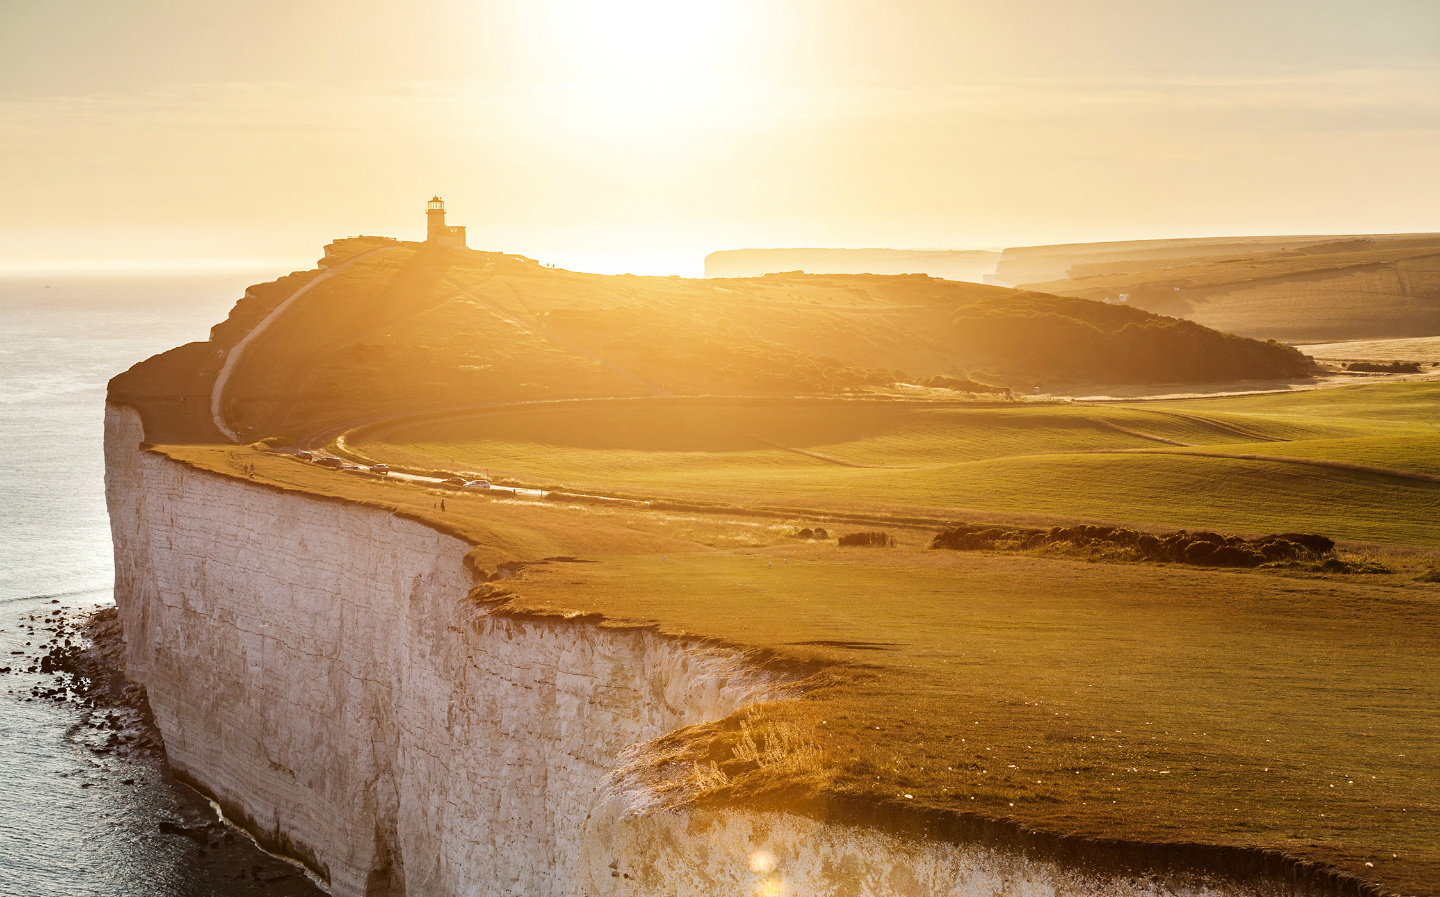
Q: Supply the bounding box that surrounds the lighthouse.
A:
[425,196,467,250]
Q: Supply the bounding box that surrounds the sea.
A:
[0,272,322,896]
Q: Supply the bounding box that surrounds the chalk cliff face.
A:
[106,404,1283,897]
[104,405,788,896]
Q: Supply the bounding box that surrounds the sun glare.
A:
[537,0,738,86]
[499,0,769,138]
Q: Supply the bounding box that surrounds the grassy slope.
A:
[1020,238,1440,342]
[194,240,1308,443]
[155,443,1440,896]
[349,382,1440,547]
[1301,336,1440,363]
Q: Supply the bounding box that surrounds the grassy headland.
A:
[113,238,1310,444]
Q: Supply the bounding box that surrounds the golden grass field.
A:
[158,436,1440,896]
[1301,336,1440,363]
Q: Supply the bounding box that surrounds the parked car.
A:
[313,457,344,469]
[443,477,467,486]
[462,479,491,490]
[295,451,313,461]
[371,464,390,475]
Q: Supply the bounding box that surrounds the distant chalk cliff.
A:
[704,248,1000,282]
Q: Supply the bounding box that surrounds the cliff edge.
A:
[106,402,1400,897]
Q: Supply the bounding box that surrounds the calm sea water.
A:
[0,273,319,896]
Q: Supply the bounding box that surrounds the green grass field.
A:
[346,382,1440,546]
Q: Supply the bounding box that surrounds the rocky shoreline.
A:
[12,604,323,896]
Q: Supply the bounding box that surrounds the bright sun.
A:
[539,0,740,87]
[498,0,769,137]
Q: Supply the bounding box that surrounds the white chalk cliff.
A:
[105,403,1297,897]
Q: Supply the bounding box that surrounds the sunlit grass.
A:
[508,549,1440,897]
[349,383,1440,545]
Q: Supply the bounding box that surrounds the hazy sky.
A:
[2,0,1437,275]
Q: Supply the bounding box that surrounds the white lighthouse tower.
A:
[425,196,467,250]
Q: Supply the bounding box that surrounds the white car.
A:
[462,479,491,490]
[371,464,390,475]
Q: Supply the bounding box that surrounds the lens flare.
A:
[755,877,786,897]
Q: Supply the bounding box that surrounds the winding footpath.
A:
[210,247,390,443]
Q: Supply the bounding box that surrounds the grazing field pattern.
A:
[348,381,1440,546]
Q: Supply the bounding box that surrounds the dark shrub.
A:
[930,522,1344,571]
[1345,361,1421,374]
[1211,545,1263,567]
[1108,528,1141,546]
[1259,540,1303,562]
[1272,532,1335,554]
[840,531,895,547]
[1184,541,1217,565]
[812,527,828,540]
[795,528,814,539]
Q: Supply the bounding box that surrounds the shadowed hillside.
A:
[112,238,1310,444]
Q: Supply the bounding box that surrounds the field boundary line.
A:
[1132,408,1286,442]
[744,434,916,469]
[1086,417,1191,446]
[1139,449,1440,484]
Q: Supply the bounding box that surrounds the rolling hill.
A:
[110,237,1310,445]
[1014,234,1440,342]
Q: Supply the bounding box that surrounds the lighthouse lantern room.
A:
[425,196,467,250]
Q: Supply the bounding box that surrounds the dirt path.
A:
[210,247,390,443]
